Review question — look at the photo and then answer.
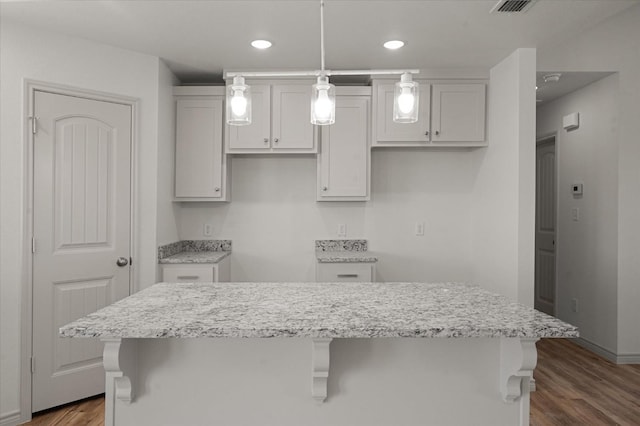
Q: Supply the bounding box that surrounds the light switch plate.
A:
[415,222,425,236]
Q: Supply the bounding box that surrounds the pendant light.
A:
[393,72,419,123]
[227,75,251,126]
[225,0,420,127]
[310,0,335,125]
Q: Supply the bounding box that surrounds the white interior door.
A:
[535,139,556,315]
[32,90,132,412]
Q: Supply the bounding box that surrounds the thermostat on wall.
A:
[572,183,583,196]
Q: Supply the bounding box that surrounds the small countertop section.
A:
[158,240,231,264]
[60,282,578,340]
[315,239,378,263]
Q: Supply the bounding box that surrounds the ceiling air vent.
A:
[491,0,537,13]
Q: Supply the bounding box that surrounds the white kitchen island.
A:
[60,282,578,426]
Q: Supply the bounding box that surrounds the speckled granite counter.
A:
[158,240,231,264]
[315,239,378,263]
[60,282,577,339]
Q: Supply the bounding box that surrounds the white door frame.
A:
[535,132,558,316]
[20,80,139,422]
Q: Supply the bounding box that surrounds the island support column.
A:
[500,337,539,426]
[102,338,137,426]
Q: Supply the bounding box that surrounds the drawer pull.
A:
[337,274,358,278]
[177,275,200,280]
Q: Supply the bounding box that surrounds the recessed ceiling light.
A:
[383,40,405,50]
[251,40,272,49]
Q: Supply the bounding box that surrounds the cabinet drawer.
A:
[316,263,374,282]
[162,265,214,282]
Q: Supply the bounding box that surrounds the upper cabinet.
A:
[372,80,487,148]
[317,88,371,201]
[173,87,229,202]
[431,84,486,143]
[226,83,317,154]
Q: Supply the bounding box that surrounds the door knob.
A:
[116,257,129,267]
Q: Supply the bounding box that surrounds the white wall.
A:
[0,20,161,423]
[471,48,537,306]
[538,2,640,356]
[537,74,619,353]
[156,62,180,251]
[178,150,475,283]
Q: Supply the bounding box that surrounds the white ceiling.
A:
[536,71,614,106]
[1,0,638,84]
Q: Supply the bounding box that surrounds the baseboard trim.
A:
[574,337,640,365]
[0,410,21,426]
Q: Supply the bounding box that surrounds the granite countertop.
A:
[60,282,578,339]
[316,251,378,263]
[160,251,230,264]
[158,240,231,264]
[315,239,378,263]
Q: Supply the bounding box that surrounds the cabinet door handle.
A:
[274,138,279,143]
[322,186,328,191]
[263,138,269,144]
[337,274,358,278]
[425,131,429,136]
[176,275,200,280]
[435,130,440,136]
[214,187,220,192]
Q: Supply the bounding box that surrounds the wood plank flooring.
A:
[23,339,640,425]
[531,338,640,425]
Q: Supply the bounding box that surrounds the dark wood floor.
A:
[24,339,640,425]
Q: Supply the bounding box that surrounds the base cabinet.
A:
[316,262,376,282]
[161,257,230,283]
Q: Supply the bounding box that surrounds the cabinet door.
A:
[431,84,485,142]
[318,96,369,201]
[374,82,431,145]
[175,99,224,198]
[272,85,315,151]
[227,84,271,151]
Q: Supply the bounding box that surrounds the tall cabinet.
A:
[317,87,371,201]
[173,87,230,202]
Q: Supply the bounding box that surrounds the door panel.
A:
[32,91,132,411]
[272,85,314,150]
[227,84,270,150]
[535,140,556,315]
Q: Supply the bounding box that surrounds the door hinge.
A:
[29,116,38,135]
[32,237,36,254]
[31,356,35,373]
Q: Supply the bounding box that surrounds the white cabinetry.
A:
[372,80,486,147]
[226,83,317,154]
[317,88,371,201]
[161,257,230,283]
[431,84,486,143]
[173,87,229,201]
[316,262,376,282]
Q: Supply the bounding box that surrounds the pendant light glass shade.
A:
[311,75,335,125]
[226,76,252,126]
[393,73,419,123]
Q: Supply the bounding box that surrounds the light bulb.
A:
[397,88,415,114]
[314,89,332,120]
[231,90,247,117]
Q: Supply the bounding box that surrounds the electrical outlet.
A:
[571,207,580,222]
[338,224,347,237]
[415,222,425,236]
[203,223,213,237]
[571,298,579,313]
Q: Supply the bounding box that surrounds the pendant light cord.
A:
[320,0,325,74]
